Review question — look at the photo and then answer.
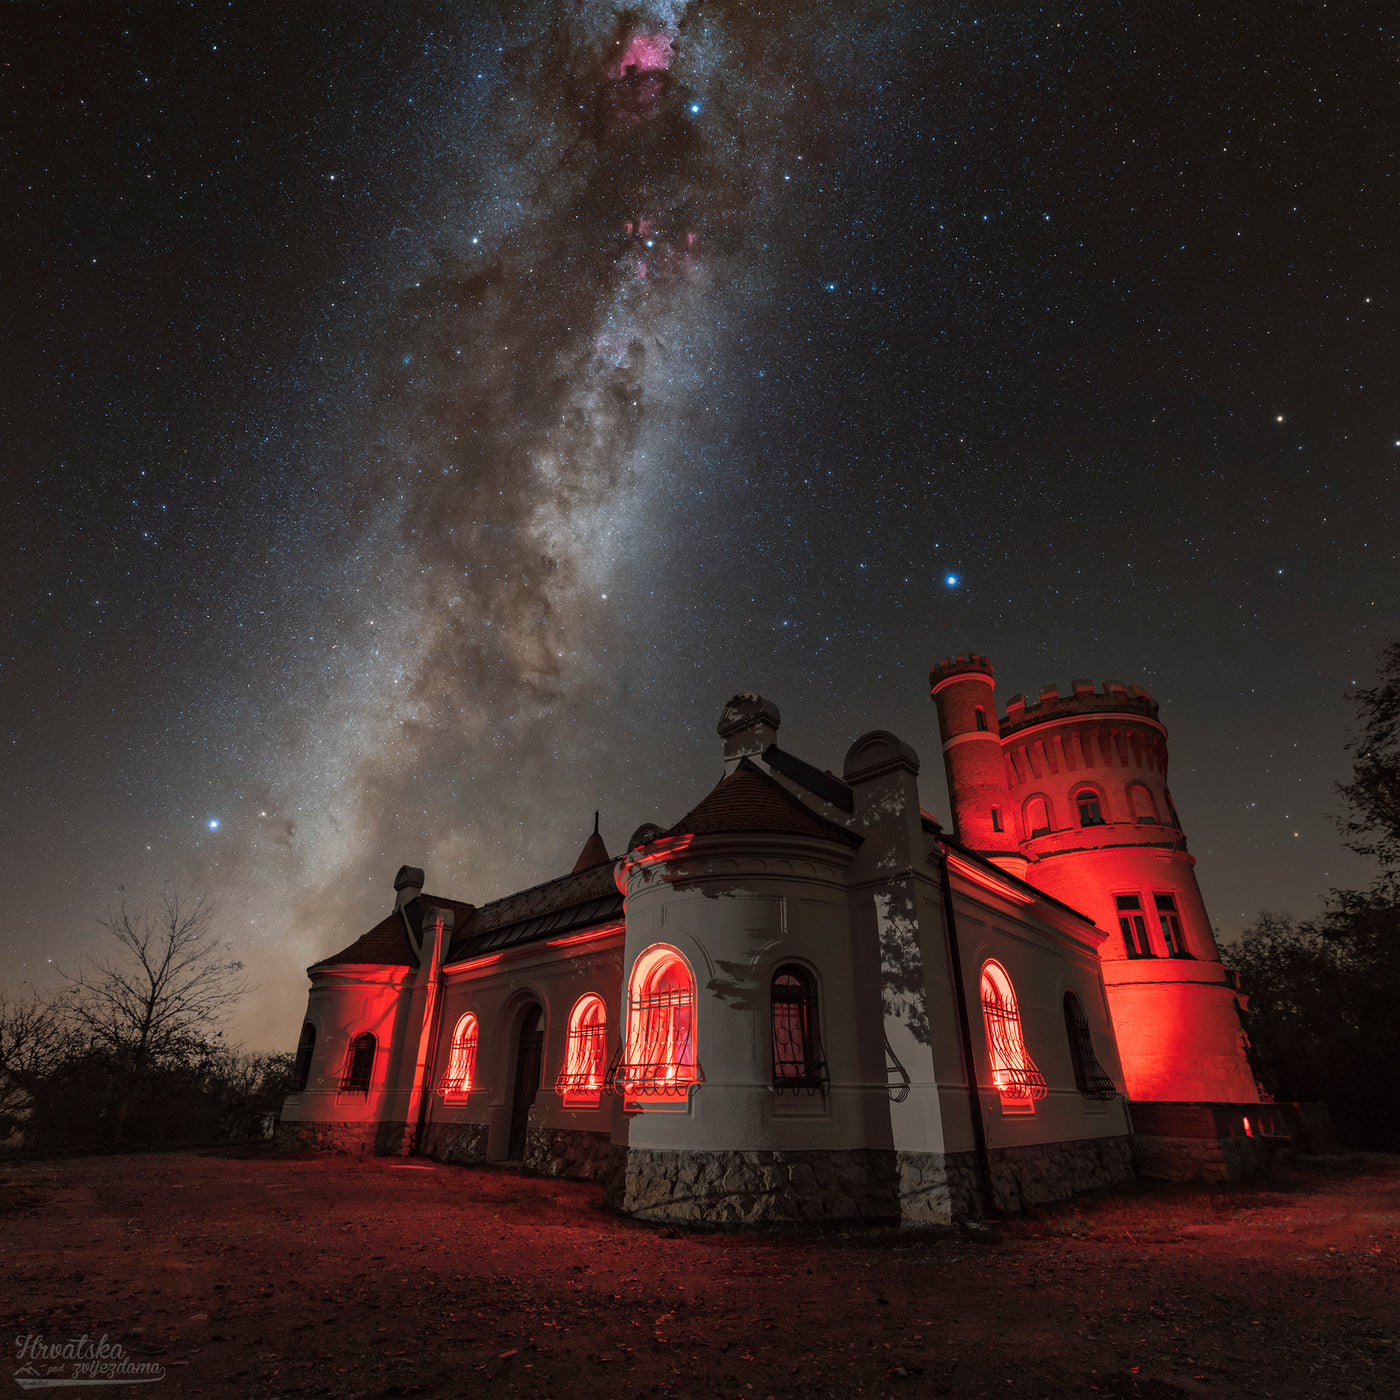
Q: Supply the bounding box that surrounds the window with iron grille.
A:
[1063,991,1117,1100]
[980,962,1046,1111]
[556,995,608,1105]
[1115,894,1153,957]
[340,1032,376,1095]
[771,966,828,1095]
[605,949,700,1107]
[440,1013,478,1097]
[291,1022,315,1092]
[1154,893,1192,958]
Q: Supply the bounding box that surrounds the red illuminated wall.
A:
[931,655,1262,1105]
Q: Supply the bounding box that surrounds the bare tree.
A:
[0,985,78,1138]
[66,886,248,1078]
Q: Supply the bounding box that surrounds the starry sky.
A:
[6,1,1397,1052]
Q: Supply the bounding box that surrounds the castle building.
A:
[277,658,1315,1224]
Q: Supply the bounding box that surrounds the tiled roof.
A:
[311,894,473,969]
[661,758,862,846]
[446,860,622,963]
[572,830,611,873]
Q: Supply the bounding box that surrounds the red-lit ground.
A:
[1,1151,1396,1398]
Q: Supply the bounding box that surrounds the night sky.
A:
[6,2,1397,1052]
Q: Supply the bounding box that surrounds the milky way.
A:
[5,3,1397,1049]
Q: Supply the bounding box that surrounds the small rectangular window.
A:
[991,808,1003,833]
[1115,895,1153,958]
[1154,893,1191,958]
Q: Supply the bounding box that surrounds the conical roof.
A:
[662,758,862,845]
[571,812,611,873]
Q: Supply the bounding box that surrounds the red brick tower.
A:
[930,654,1261,1105]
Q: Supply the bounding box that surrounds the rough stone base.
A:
[608,1147,900,1226]
[896,1150,981,1224]
[986,1135,1135,1213]
[422,1121,490,1165]
[1127,1101,1331,1182]
[522,1125,612,1181]
[275,1119,409,1156]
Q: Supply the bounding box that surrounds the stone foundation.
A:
[522,1125,612,1181]
[1127,1101,1332,1181]
[986,1134,1134,1212]
[896,1150,981,1224]
[608,1147,901,1225]
[275,1119,409,1156]
[422,1121,490,1165]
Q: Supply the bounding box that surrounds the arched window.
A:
[441,1013,478,1097]
[606,947,699,1108]
[291,1022,315,1092]
[979,962,1046,1112]
[1062,992,1117,1100]
[771,965,828,1094]
[340,1032,376,1095]
[1128,783,1158,823]
[974,706,988,732]
[556,995,608,1106]
[1024,795,1052,838]
[1075,788,1105,826]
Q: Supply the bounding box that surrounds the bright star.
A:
[945,574,959,587]
[207,819,220,831]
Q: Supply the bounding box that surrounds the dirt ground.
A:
[0,1150,1396,1400]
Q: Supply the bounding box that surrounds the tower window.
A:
[1115,895,1153,958]
[441,1013,479,1097]
[1075,789,1105,826]
[771,966,828,1094]
[1024,795,1052,838]
[340,1032,376,1095]
[974,706,988,732]
[556,995,608,1105]
[291,1022,316,1092]
[607,947,699,1109]
[1128,783,1158,822]
[1063,992,1117,1100]
[1154,893,1192,958]
[991,807,1004,833]
[980,961,1047,1112]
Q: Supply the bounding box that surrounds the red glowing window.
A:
[772,966,828,1094]
[980,962,1046,1112]
[340,1032,376,1095]
[1075,788,1105,826]
[1115,895,1154,958]
[1062,992,1117,1100]
[440,1013,478,1097]
[291,1021,315,1092]
[974,706,988,732]
[606,947,700,1109]
[1153,893,1191,958]
[1024,795,1052,839]
[556,995,608,1106]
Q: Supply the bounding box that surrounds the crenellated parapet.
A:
[1001,679,1158,736]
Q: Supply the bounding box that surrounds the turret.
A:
[929,654,1016,855]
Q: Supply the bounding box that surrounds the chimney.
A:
[717,694,781,773]
[393,865,425,910]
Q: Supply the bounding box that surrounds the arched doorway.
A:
[507,1004,544,1161]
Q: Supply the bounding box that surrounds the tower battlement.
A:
[929,653,994,689]
[1001,679,1158,735]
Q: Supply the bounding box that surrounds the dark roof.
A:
[762,743,855,813]
[446,859,622,963]
[572,830,611,873]
[310,893,473,970]
[661,758,862,846]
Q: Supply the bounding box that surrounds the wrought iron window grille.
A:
[555,1020,607,1100]
[439,1022,478,1095]
[981,990,1048,1102]
[771,971,829,1096]
[1063,994,1118,1101]
[605,983,701,1101]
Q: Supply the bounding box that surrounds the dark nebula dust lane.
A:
[2,3,1396,1050]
